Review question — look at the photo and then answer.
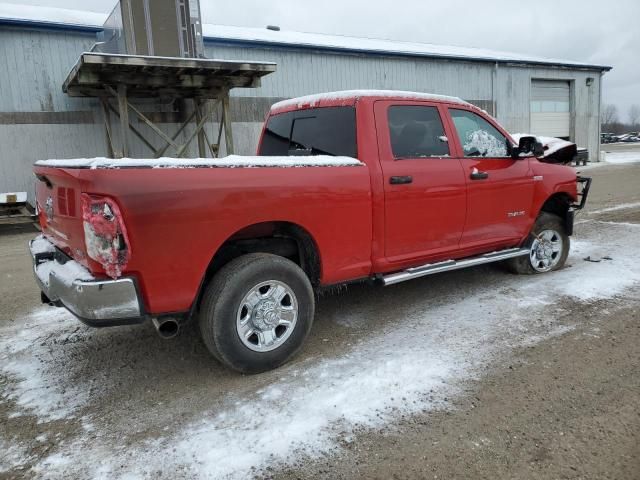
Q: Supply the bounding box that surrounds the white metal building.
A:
[0,4,611,203]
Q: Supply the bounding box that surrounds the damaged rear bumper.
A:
[29,236,146,327]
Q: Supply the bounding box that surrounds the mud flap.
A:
[565,210,575,236]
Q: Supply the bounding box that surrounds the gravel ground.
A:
[1,161,639,479]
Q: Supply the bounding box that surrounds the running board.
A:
[381,248,529,286]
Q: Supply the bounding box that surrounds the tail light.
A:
[81,194,131,279]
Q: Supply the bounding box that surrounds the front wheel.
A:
[506,212,570,275]
[199,253,315,374]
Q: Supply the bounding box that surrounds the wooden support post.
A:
[201,123,216,158]
[117,84,129,158]
[176,106,216,158]
[215,101,225,154]
[222,92,234,155]
[100,98,115,158]
[195,99,207,158]
[106,102,159,156]
[126,101,182,150]
[154,108,198,158]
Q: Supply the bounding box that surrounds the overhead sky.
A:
[8,0,640,123]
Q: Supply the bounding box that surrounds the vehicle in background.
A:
[616,133,640,143]
[30,90,591,373]
[601,133,617,144]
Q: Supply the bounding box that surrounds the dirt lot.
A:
[1,161,639,479]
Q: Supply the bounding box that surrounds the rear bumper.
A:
[29,236,146,327]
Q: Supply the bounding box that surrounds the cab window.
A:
[450,109,510,158]
[388,106,450,159]
[259,107,357,158]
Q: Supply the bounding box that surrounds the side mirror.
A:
[533,141,545,157]
[515,136,544,158]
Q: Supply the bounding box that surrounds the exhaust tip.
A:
[152,317,180,340]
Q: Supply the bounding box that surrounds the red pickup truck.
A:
[30,90,590,373]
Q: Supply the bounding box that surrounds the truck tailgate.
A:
[34,167,89,268]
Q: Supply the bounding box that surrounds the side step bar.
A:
[382,248,530,286]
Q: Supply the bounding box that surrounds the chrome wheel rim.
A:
[236,280,298,352]
[530,229,563,273]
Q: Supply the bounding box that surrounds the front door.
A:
[446,107,535,248]
[374,101,467,264]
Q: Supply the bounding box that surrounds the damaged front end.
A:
[513,134,578,165]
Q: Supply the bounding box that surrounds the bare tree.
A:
[628,105,640,129]
[601,104,618,127]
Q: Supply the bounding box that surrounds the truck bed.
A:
[33,156,373,315]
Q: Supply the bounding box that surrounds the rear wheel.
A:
[507,212,570,275]
[199,253,315,374]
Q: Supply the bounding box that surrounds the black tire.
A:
[199,253,315,374]
[506,212,570,275]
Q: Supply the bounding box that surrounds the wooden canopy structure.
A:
[63,52,277,158]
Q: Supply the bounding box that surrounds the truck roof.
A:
[271,90,471,114]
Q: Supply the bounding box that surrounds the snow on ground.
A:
[0,438,33,472]
[603,151,640,164]
[589,202,640,215]
[2,222,640,479]
[0,308,89,421]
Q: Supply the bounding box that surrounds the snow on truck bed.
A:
[35,156,364,169]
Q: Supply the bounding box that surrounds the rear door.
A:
[374,101,467,263]
[446,107,534,248]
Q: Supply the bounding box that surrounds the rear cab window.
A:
[449,109,512,158]
[259,107,357,158]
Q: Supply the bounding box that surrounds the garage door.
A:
[531,80,571,139]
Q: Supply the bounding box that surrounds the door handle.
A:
[470,170,489,180]
[390,176,413,185]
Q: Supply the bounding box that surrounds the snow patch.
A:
[30,235,56,255]
[0,4,607,70]
[0,438,33,473]
[463,129,508,157]
[272,90,468,111]
[512,134,576,157]
[202,24,607,70]
[589,202,640,215]
[604,151,640,164]
[3,222,638,478]
[35,155,363,170]
[0,309,89,421]
[35,258,94,288]
[31,222,640,479]
[0,3,105,28]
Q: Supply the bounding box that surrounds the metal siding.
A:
[205,44,495,100]
[0,27,604,204]
[496,66,601,160]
